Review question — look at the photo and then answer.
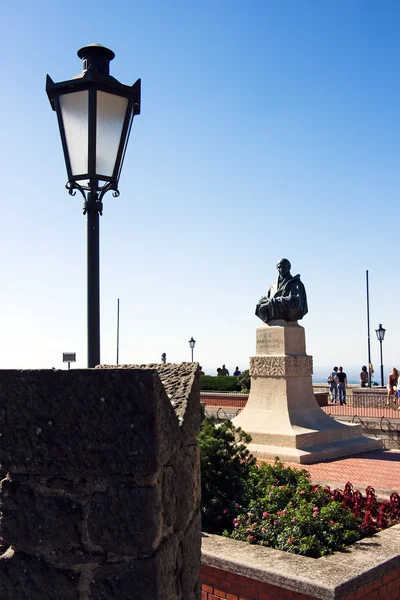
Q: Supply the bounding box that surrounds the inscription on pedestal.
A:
[256,324,306,356]
[256,329,284,355]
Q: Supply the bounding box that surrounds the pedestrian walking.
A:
[327,366,338,403]
[336,366,347,405]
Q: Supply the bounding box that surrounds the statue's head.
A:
[277,258,291,278]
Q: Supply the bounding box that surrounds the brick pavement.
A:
[322,404,400,420]
[267,449,400,498]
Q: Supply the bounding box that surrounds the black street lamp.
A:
[375,323,386,386]
[46,44,141,367]
[188,337,196,362]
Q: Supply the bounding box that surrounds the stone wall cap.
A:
[0,367,199,475]
[202,525,400,600]
[97,362,198,426]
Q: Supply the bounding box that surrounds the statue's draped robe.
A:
[255,273,308,323]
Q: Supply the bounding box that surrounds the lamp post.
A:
[375,323,386,386]
[188,337,196,362]
[46,44,141,367]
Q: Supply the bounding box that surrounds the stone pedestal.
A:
[232,321,381,463]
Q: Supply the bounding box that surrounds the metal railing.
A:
[380,416,400,447]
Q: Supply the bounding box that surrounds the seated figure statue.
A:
[255,258,308,324]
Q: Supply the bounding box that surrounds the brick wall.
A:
[200,393,247,409]
[201,563,400,600]
[200,392,328,409]
[201,565,319,600]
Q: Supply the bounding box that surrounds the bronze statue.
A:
[255,258,308,323]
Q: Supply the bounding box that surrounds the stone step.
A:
[248,435,382,464]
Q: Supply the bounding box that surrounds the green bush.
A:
[229,459,361,557]
[199,375,241,392]
[198,417,256,532]
[230,494,360,557]
[197,418,400,557]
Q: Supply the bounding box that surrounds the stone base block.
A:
[247,419,363,447]
[248,434,382,464]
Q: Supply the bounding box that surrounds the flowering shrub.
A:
[228,478,360,557]
[198,417,400,557]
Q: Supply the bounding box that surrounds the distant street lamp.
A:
[188,337,196,362]
[46,44,141,367]
[161,352,167,364]
[375,324,386,386]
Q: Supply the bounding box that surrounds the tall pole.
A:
[366,270,372,387]
[379,339,384,387]
[191,347,194,363]
[116,298,120,365]
[85,186,102,368]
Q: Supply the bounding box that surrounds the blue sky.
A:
[1,0,399,381]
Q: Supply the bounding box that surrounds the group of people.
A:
[328,365,400,409]
[327,366,348,405]
[216,365,241,377]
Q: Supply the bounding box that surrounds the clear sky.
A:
[1,0,399,381]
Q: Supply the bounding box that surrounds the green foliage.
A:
[230,459,361,557]
[237,369,250,392]
[230,494,360,557]
[198,417,256,532]
[198,423,400,558]
[244,459,311,506]
[199,375,241,392]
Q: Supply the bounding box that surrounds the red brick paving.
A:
[265,449,400,497]
[322,404,400,420]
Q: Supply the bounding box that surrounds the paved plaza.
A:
[265,449,400,498]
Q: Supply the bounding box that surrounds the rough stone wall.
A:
[0,364,201,599]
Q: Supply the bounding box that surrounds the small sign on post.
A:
[63,352,76,370]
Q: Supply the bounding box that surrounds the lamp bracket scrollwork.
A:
[65,181,120,215]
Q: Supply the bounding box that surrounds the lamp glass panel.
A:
[96,91,129,177]
[59,91,89,176]
[116,111,134,181]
